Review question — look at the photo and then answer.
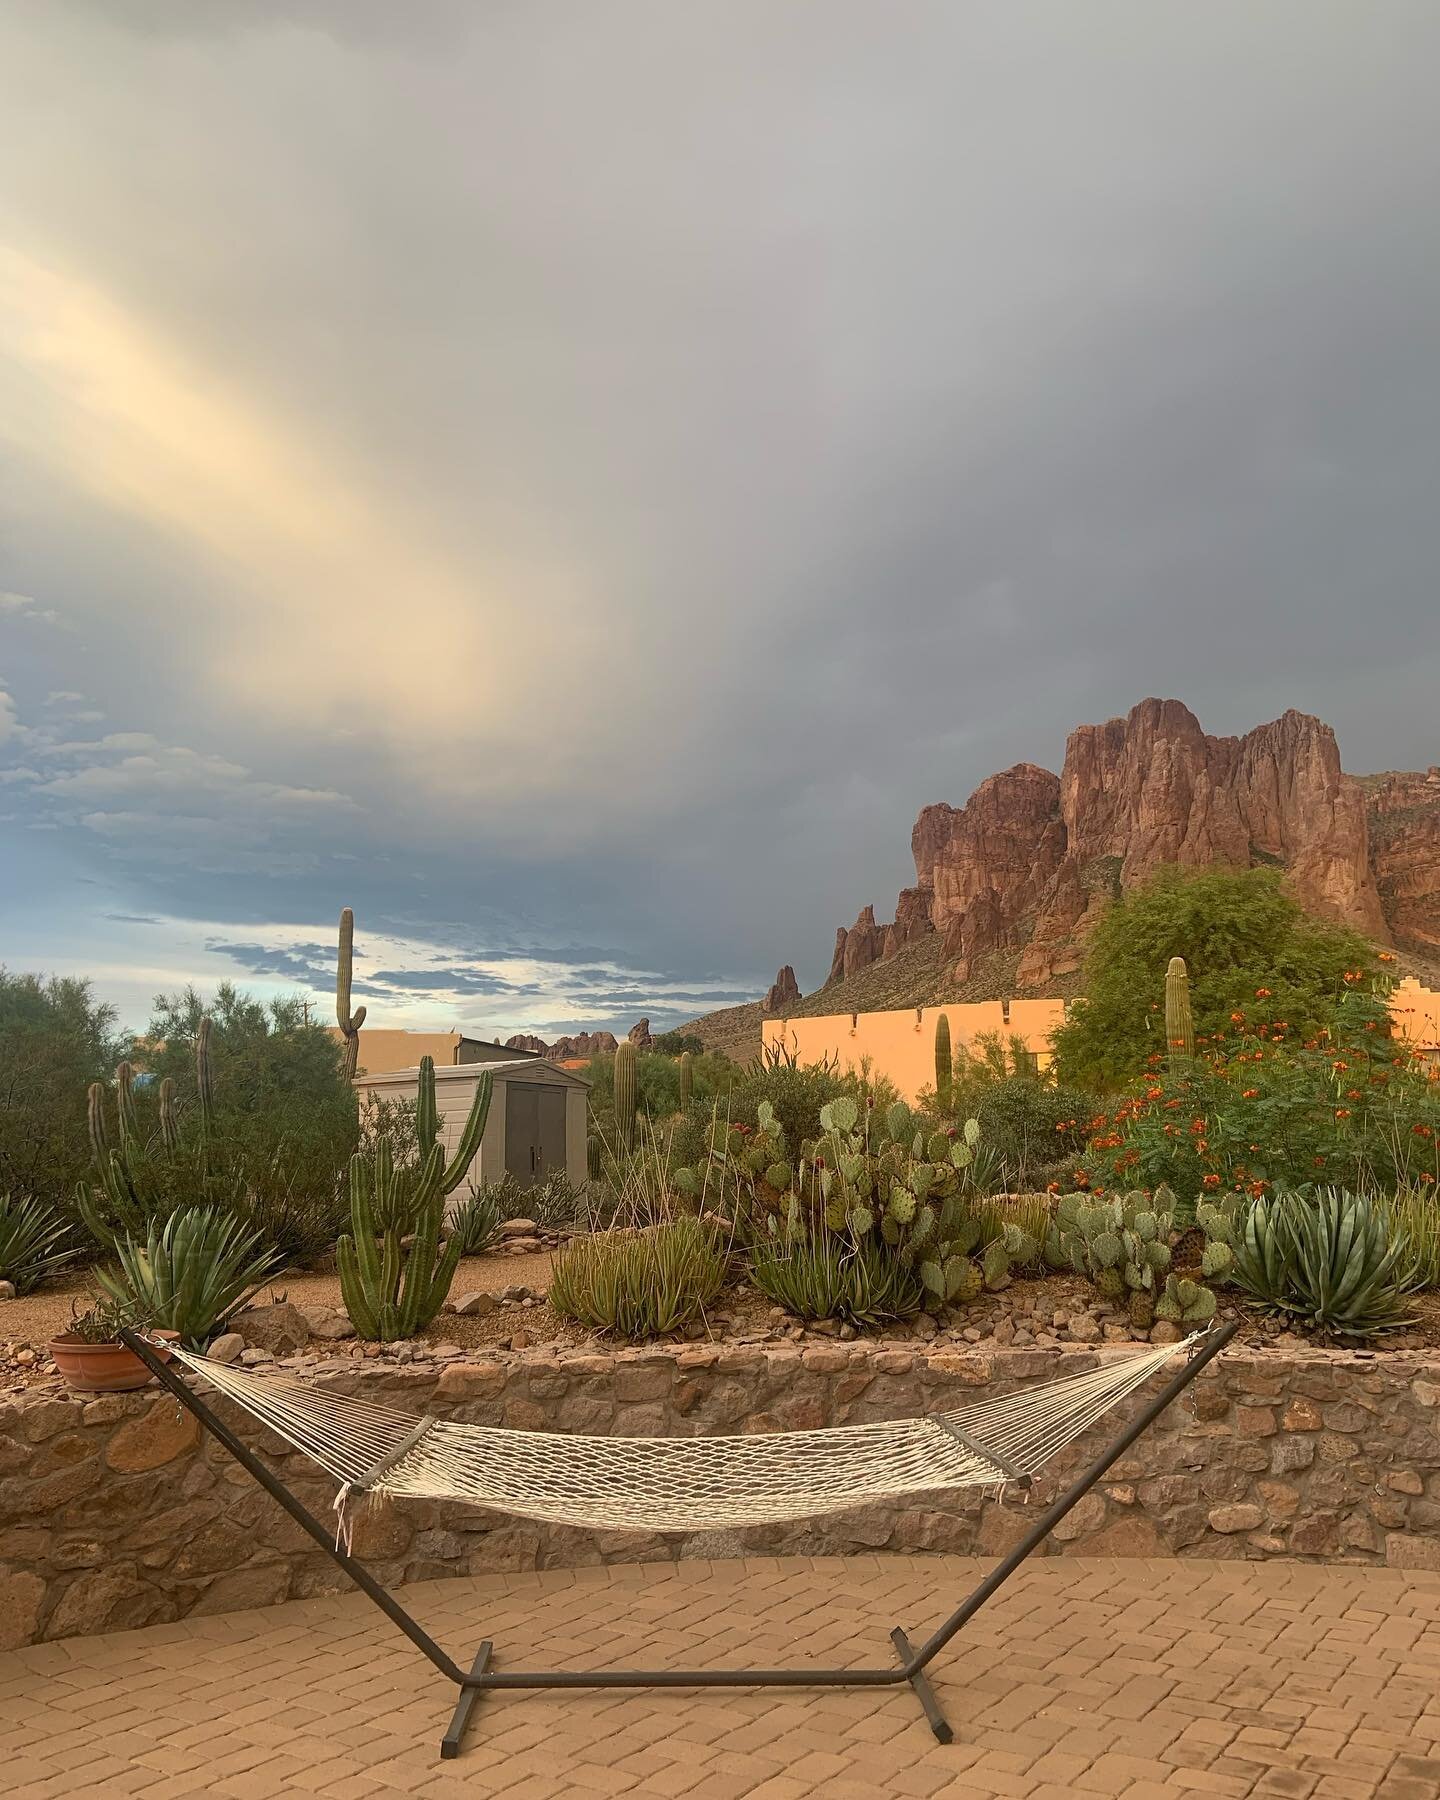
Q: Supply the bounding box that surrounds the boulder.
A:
[230,1301,311,1355]
[452,1291,498,1317]
[207,1333,244,1365]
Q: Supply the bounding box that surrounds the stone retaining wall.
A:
[4,1342,1440,1647]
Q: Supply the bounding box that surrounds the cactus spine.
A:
[614,1039,638,1151]
[336,1055,491,1340]
[336,906,366,1080]
[678,1050,694,1108]
[1165,956,1194,1066]
[934,1014,953,1112]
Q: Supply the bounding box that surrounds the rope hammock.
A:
[164,1334,1194,1534]
[122,1322,1235,1758]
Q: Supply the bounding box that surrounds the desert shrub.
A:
[1384,1188,1440,1289]
[1227,1187,1419,1340]
[0,1192,82,1295]
[0,970,120,1210]
[549,1218,728,1339]
[586,1048,733,1135]
[1070,976,1438,1204]
[140,984,358,1209]
[652,1031,707,1057]
[749,1229,925,1327]
[973,1076,1092,1191]
[1053,866,1384,1090]
[95,1205,285,1347]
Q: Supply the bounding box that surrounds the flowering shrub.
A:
[1068,974,1440,1202]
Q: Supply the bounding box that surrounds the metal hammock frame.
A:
[119,1321,1236,1759]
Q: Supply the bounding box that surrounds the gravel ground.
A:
[0,1249,555,1348]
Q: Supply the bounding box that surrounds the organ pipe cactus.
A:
[934,1014,953,1113]
[614,1040,638,1151]
[335,906,366,1080]
[336,1055,491,1341]
[1165,956,1194,1067]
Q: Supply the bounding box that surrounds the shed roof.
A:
[353,1058,591,1091]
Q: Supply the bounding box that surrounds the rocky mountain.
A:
[505,1028,620,1062]
[820,700,1439,996]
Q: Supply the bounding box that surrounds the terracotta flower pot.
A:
[47,1330,180,1393]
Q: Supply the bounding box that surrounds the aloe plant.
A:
[95,1205,285,1347]
[749,1228,925,1328]
[0,1192,81,1295]
[550,1217,727,1338]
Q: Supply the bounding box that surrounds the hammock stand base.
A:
[119,1321,1236,1761]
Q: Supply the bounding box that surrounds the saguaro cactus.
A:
[678,1050,694,1108]
[1165,956,1194,1066]
[337,1055,491,1341]
[614,1039,638,1151]
[934,1014,953,1112]
[336,906,366,1080]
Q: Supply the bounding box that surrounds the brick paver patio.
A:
[3,1555,1440,1798]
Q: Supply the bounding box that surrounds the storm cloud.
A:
[3,2,1439,1032]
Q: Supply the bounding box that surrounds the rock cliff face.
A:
[763,965,802,1013]
[506,1029,620,1062]
[821,699,1431,994]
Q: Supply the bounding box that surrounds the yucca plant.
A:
[549,1217,728,1339]
[95,1204,286,1347]
[1231,1187,1419,1341]
[749,1228,925,1328]
[0,1192,82,1295]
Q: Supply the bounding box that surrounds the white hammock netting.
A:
[163,1335,1197,1533]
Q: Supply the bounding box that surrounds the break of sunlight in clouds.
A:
[0,249,602,808]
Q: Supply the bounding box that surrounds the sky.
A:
[3,2,1440,1040]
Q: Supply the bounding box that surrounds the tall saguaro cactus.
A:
[934,1014,953,1112]
[337,1055,492,1341]
[678,1050,694,1108]
[336,906,366,1080]
[1165,956,1194,1067]
[614,1039,638,1151]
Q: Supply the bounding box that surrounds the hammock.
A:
[121,1322,1235,1760]
[163,1334,1190,1532]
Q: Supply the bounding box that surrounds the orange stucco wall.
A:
[763,982,1440,1101]
[1391,978,1440,1055]
[761,1000,1065,1103]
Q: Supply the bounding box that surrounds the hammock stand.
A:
[119,1320,1236,1760]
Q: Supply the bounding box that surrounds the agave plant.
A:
[451,1187,503,1256]
[0,1192,82,1295]
[749,1228,925,1328]
[1382,1188,1440,1289]
[1231,1187,1419,1341]
[95,1204,286,1347]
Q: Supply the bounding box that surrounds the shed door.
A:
[505,1082,568,1187]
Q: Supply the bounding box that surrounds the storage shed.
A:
[352,1058,590,1192]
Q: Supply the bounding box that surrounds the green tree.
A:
[1052,866,1381,1090]
[0,970,121,1205]
[139,983,358,1209]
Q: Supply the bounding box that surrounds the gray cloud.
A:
[3,1,1439,1024]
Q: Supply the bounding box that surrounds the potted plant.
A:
[47,1296,178,1393]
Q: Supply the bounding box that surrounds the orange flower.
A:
[1335,1108,1352,1120]
[1242,1088,1259,1099]
[1203,1173,1222,1189]
[1422,1172,1436,1184]
[1378,951,1395,963]
[1230,1012,1245,1024]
